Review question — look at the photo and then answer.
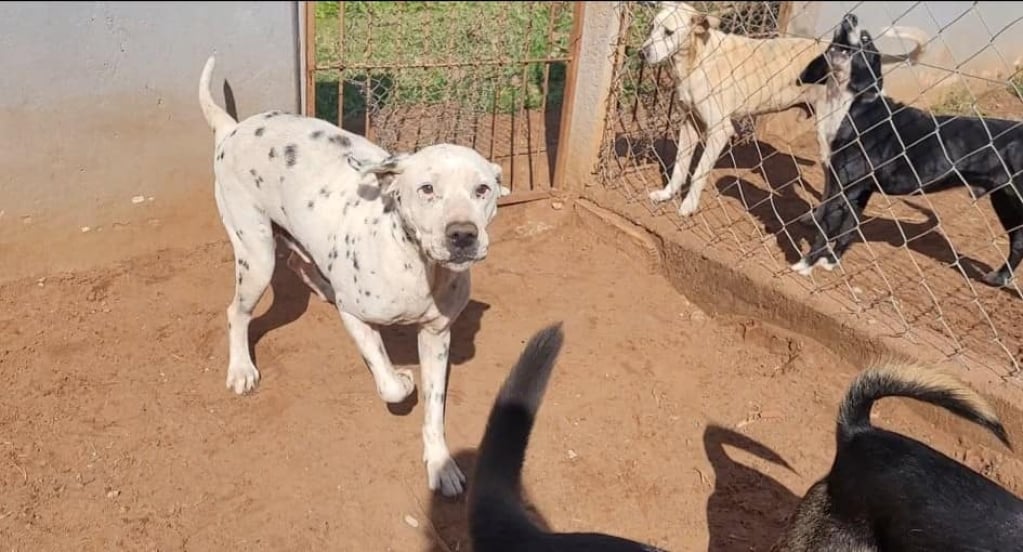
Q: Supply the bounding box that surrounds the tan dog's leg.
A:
[679,115,735,217]
[649,113,701,203]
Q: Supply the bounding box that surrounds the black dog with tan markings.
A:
[771,360,1023,551]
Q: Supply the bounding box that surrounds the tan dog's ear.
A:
[692,13,722,34]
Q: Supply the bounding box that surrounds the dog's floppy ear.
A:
[490,162,510,197]
[797,54,830,86]
[354,153,409,197]
[691,13,722,34]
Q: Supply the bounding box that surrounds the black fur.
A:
[796,15,1023,287]
[771,363,1022,552]
[468,324,667,551]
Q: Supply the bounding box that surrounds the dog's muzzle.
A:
[445,221,480,263]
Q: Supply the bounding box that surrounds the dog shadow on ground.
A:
[703,425,800,552]
[425,449,552,552]
[718,177,1001,286]
[247,251,491,409]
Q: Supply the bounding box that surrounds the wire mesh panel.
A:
[593,1,1023,387]
[309,1,576,197]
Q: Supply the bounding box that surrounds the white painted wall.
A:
[787,1,1023,101]
[0,1,302,281]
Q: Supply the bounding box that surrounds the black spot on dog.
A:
[237,259,250,270]
[364,290,371,297]
[328,134,352,148]
[264,111,281,119]
[328,247,338,260]
[281,205,288,217]
[235,229,244,239]
[229,129,238,138]
[354,200,361,207]
[284,144,298,168]
[392,221,397,231]
[254,127,265,137]
[310,130,324,140]
[268,147,276,160]
[307,199,315,210]
[345,234,351,245]
[353,274,358,285]
[319,187,331,198]
[279,176,285,184]
[216,150,225,161]
[345,250,351,260]
[371,218,379,225]
[404,263,412,271]
[255,176,263,188]
[352,253,360,271]
[327,262,333,272]
[237,273,244,285]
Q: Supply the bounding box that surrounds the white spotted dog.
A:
[198,56,510,497]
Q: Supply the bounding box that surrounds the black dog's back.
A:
[468,324,665,552]
[827,363,1023,550]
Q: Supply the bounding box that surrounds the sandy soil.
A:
[1,200,1019,551]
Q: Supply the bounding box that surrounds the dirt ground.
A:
[1,199,1021,551]
[599,83,1023,386]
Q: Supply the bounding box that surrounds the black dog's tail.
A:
[837,360,1011,449]
[469,322,565,540]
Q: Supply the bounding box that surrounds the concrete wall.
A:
[787,1,1023,101]
[0,1,302,282]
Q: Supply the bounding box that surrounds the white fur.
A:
[198,56,506,497]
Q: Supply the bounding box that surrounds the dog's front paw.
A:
[426,450,466,497]
[982,269,1012,288]
[378,368,415,404]
[791,258,814,277]
[678,193,701,217]
[648,188,674,203]
[226,361,260,395]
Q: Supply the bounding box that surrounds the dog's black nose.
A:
[446,222,478,250]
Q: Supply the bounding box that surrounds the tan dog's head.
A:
[639,1,721,65]
[353,144,508,272]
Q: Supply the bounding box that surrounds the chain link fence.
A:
[309,1,576,197]
[593,1,1023,386]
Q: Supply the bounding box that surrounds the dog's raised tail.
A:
[876,25,931,65]
[468,322,565,541]
[838,361,1010,449]
[199,55,238,145]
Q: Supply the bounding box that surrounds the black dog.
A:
[793,13,1023,288]
[468,323,667,551]
[770,360,1022,551]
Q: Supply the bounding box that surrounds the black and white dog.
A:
[770,360,1022,551]
[792,14,1023,288]
[468,323,667,551]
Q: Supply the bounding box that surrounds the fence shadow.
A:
[717,178,994,284]
[425,449,552,552]
[703,424,799,552]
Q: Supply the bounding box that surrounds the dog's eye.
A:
[475,184,491,198]
[664,28,674,37]
[418,183,434,196]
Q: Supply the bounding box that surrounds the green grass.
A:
[312,1,574,125]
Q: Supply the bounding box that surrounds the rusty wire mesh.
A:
[594,1,1023,386]
[310,1,575,195]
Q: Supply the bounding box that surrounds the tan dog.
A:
[639,1,929,218]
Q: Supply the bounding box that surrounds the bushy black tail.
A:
[837,361,1010,449]
[468,323,565,540]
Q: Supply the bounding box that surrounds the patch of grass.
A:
[312,1,574,124]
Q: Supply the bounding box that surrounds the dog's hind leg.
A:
[679,115,735,217]
[337,311,415,404]
[215,184,277,395]
[983,185,1023,287]
[649,113,701,203]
